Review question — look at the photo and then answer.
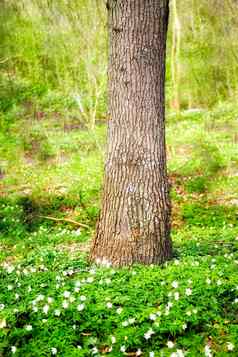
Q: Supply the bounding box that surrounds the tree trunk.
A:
[90,0,172,267]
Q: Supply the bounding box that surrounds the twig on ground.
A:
[38,215,90,229]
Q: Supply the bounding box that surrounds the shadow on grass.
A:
[0,193,98,234]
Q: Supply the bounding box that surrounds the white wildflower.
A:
[136,349,142,356]
[128,318,135,324]
[185,288,192,296]
[63,291,71,298]
[11,346,17,354]
[144,328,154,340]
[87,277,94,283]
[167,341,175,348]
[62,300,69,309]
[172,281,179,288]
[149,313,157,321]
[174,292,180,301]
[43,304,49,314]
[120,345,126,353]
[227,342,234,351]
[116,307,123,314]
[0,319,7,329]
[171,350,185,357]
[111,336,116,344]
[54,309,61,316]
[6,265,15,274]
[80,295,86,301]
[25,325,32,331]
[77,304,85,311]
[51,347,57,355]
[36,294,45,301]
[204,344,212,357]
[106,302,113,308]
[91,347,98,354]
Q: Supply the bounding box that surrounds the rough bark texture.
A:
[90,0,172,267]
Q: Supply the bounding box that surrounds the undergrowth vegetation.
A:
[1,0,238,356]
[0,100,238,355]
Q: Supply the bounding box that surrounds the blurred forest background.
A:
[0,0,238,236]
[1,0,238,118]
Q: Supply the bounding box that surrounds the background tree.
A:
[90,0,172,267]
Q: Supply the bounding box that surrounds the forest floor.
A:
[0,99,238,356]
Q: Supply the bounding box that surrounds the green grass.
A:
[0,96,238,355]
[0,228,237,356]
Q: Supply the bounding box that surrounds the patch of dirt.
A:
[1,254,18,266]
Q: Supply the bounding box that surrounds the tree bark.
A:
[90,0,172,267]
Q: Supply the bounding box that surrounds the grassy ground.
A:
[0,97,238,356]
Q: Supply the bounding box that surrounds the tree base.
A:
[90,234,172,267]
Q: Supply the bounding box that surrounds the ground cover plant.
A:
[0,226,238,356]
[0,98,238,355]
